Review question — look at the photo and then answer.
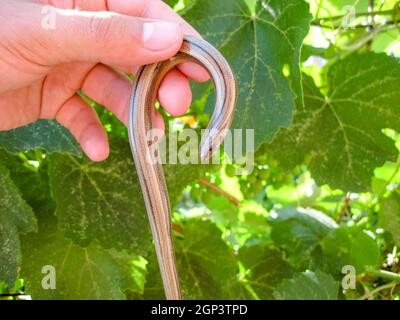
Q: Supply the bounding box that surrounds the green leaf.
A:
[164,0,179,8]
[237,245,293,299]
[109,253,148,295]
[371,177,387,195]
[48,138,208,253]
[141,249,165,300]
[268,207,337,267]
[164,163,209,205]
[144,220,238,299]
[349,232,380,273]
[183,0,312,148]
[0,120,81,156]
[0,150,54,214]
[21,217,133,300]
[379,190,400,246]
[177,220,238,299]
[372,29,400,54]
[273,270,339,300]
[48,138,151,253]
[0,163,37,288]
[207,197,240,226]
[301,45,326,62]
[0,283,5,294]
[270,54,400,192]
[321,224,380,274]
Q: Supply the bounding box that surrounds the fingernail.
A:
[142,21,181,51]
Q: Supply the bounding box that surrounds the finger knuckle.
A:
[87,14,117,45]
[134,0,152,16]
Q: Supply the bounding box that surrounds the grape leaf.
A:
[164,0,179,8]
[144,220,238,299]
[268,207,338,267]
[301,45,326,62]
[176,220,238,299]
[183,0,312,149]
[141,249,165,300]
[0,120,81,156]
[48,138,152,253]
[273,270,339,300]
[48,138,209,253]
[0,163,37,288]
[349,231,380,272]
[270,53,400,192]
[107,248,148,295]
[321,225,380,274]
[207,197,240,226]
[0,150,54,215]
[379,190,400,247]
[237,245,293,299]
[372,29,400,53]
[21,217,134,300]
[164,163,209,205]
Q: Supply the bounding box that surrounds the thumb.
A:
[41,8,183,66]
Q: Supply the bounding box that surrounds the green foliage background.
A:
[1,0,400,300]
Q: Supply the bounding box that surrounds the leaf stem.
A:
[366,0,375,49]
[199,177,240,207]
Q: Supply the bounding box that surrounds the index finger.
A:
[39,0,210,81]
[110,0,210,82]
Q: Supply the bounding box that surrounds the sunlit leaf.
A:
[379,190,400,246]
[184,0,312,148]
[273,270,339,300]
[271,54,400,192]
[268,207,337,267]
[0,120,81,156]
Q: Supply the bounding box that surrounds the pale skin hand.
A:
[0,0,209,161]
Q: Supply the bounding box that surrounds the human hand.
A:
[0,0,209,161]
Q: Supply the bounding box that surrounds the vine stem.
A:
[199,177,241,207]
[368,0,375,26]
[313,9,395,23]
[311,19,400,29]
[367,0,375,42]
[367,269,400,282]
[358,282,397,300]
[337,192,352,223]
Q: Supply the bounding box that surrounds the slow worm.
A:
[128,36,237,300]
